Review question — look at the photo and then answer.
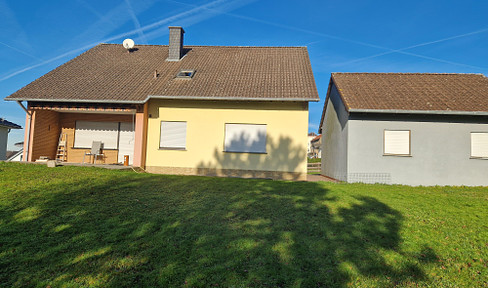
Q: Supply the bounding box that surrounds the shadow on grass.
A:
[0,165,436,287]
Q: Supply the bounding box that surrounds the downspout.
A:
[16,101,31,161]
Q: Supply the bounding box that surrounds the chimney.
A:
[167,26,185,61]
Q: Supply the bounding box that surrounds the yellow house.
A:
[5,27,319,180]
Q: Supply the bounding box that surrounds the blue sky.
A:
[1,0,488,150]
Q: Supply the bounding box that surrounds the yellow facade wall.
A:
[145,100,309,180]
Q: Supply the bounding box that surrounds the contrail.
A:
[0,1,36,60]
[167,0,396,50]
[0,0,247,82]
[0,45,93,81]
[139,0,255,41]
[0,41,41,61]
[124,0,148,44]
[333,27,488,67]
[169,0,487,70]
[76,0,117,27]
[223,12,488,70]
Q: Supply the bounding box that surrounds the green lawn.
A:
[0,163,487,287]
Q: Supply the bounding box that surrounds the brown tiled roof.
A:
[331,73,488,112]
[6,44,319,103]
[319,72,488,133]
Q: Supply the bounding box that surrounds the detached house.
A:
[5,27,319,180]
[0,118,22,160]
[320,73,488,186]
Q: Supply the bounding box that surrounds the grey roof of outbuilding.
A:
[5,44,319,103]
[0,118,22,129]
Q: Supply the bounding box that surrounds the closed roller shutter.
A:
[471,132,488,158]
[118,122,135,164]
[74,121,119,149]
[224,124,267,153]
[160,121,187,149]
[384,130,410,155]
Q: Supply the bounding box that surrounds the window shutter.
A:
[224,124,267,153]
[384,130,410,155]
[118,122,134,164]
[160,121,187,149]
[74,121,119,149]
[471,132,488,158]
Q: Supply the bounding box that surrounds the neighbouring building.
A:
[320,73,488,186]
[310,134,322,158]
[0,118,22,161]
[6,142,23,162]
[5,27,319,180]
[307,132,317,157]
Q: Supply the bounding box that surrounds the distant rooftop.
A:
[0,118,22,129]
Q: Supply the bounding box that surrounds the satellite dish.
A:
[123,39,135,50]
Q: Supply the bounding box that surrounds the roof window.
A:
[176,70,195,79]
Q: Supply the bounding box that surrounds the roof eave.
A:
[6,95,319,104]
[0,124,22,129]
[146,95,319,102]
[5,97,146,104]
[319,75,341,134]
[349,108,488,116]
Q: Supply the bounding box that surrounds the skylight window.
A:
[176,70,195,79]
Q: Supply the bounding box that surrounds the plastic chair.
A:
[82,141,104,164]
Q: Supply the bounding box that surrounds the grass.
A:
[0,162,487,287]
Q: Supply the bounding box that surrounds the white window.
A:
[471,132,488,158]
[224,124,267,153]
[74,121,119,149]
[160,121,187,149]
[384,130,411,156]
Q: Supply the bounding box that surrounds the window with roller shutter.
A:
[383,130,411,156]
[160,121,187,150]
[224,124,267,153]
[470,132,488,158]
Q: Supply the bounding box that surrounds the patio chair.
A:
[82,141,104,164]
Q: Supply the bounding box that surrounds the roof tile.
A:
[331,72,488,112]
[6,44,319,103]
